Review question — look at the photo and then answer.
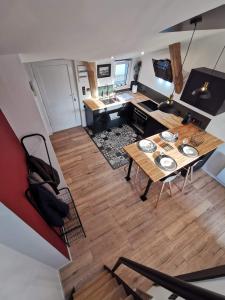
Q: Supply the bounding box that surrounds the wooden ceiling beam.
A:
[169,42,183,94]
[83,61,98,98]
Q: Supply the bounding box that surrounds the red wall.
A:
[0,111,69,258]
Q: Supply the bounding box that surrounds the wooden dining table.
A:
[123,123,223,201]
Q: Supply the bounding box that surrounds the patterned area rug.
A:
[85,124,139,169]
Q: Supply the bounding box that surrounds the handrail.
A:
[112,257,225,300]
[176,264,225,282]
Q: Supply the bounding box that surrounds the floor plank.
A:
[50,126,225,295]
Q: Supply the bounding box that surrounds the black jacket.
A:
[27,155,60,192]
[29,184,69,227]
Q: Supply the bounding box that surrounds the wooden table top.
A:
[124,124,223,183]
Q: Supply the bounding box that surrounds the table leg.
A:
[125,157,133,181]
[140,178,152,201]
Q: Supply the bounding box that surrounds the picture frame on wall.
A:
[97,64,111,78]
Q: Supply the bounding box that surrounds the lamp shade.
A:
[158,95,176,113]
[192,81,211,99]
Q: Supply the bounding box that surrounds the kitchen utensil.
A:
[160,131,178,143]
[138,139,157,153]
[155,154,177,171]
[178,144,199,157]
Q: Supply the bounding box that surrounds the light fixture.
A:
[157,94,175,113]
[158,16,202,113]
[141,51,145,56]
[111,56,114,59]
[192,45,225,99]
[192,81,211,99]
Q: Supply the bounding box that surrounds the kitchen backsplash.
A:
[98,85,114,98]
[138,82,211,129]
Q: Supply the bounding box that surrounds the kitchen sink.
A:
[138,99,158,112]
[100,98,116,105]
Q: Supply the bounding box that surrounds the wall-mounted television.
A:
[152,59,173,82]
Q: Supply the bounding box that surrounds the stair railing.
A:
[109,256,225,300]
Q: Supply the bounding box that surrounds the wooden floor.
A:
[51,126,225,296]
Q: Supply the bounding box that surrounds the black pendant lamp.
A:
[192,81,211,99]
[192,45,225,100]
[158,17,202,113]
[157,94,176,113]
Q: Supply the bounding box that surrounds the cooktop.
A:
[138,100,158,112]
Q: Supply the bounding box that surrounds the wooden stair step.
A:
[73,271,112,299]
[102,285,126,300]
[87,278,118,300]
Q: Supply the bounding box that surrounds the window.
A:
[114,60,131,88]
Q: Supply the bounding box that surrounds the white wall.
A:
[148,277,225,299]
[96,58,115,87]
[0,203,69,269]
[0,54,66,187]
[0,243,64,300]
[96,57,138,89]
[138,30,225,141]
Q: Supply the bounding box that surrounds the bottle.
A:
[182,113,192,125]
[132,84,138,93]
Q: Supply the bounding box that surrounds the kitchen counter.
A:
[83,91,182,130]
[83,91,149,111]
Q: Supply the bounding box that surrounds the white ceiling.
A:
[0,0,225,62]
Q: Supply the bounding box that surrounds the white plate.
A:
[160,131,177,142]
[138,139,157,153]
[161,157,173,167]
[183,145,198,156]
[162,131,174,139]
[139,140,153,148]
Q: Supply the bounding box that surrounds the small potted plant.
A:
[131,60,142,93]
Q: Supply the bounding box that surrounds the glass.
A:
[160,150,165,157]
[182,138,189,145]
[114,61,129,87]
[173,132,179,140]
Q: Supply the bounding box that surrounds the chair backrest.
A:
[163,172,180,183]
[192,159,204,170]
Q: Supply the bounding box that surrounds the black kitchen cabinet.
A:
[130,103,168,137]
[85,101,167,136]
[118,102,134,124]
[85,102,133,133]
[143,115,168,137]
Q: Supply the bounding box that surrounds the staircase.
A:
[72,270,139,300]
[72,257,225,300]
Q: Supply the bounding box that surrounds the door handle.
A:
[70,94,76,102]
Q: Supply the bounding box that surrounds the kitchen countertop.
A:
[83,91,182,129]
[124,123,224,182]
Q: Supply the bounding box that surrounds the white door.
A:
[32,60,81,132]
